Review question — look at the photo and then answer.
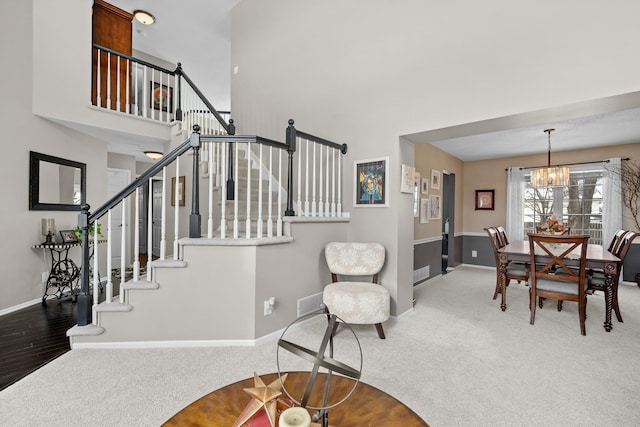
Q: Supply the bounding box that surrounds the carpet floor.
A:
[1,266,640,426]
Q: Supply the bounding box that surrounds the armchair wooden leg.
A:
[374,323,386,339]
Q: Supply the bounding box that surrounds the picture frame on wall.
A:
[475,189,495,210]
[430,169,441,190]
[400,164,415,193]
[420,198,430,223]
[171,176,186,206]
[429,194,441,220]
[421,178,429,195]
[413,172,421,217]
[354,157,388,207]
[151,82,174,113]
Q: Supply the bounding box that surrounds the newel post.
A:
[226,119,235,200]
[285,119,297,216]
[174,63,183,121]
[189,125,201,238]
[77,204,92,326]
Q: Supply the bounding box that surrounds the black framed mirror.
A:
[29,151,86,211]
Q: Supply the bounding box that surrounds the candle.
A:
[278,407,311,427]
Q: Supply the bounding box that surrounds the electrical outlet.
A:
[41,272,49,283]
[264,300,273,316]
[471,250,478,258]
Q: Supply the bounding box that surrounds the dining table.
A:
[497,240,621,332]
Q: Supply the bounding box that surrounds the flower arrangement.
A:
[539,215,566,233]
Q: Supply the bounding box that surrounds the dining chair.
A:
[528,233,590,335]
[588,230,638,323]
[323,242,390,339]
[485,227,528,300]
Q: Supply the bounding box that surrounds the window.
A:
[524,166,604,245]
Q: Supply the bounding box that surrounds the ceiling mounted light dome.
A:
[133,10,155,25]
[144,150,163,160]
[530,128,570,188]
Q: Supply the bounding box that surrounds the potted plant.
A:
[73,222,103,242]
[619,160,640,286]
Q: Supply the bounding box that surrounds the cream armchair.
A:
[323,242,390,339]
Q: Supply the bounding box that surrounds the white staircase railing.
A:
[76,122,348,329]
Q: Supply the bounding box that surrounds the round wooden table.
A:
[162,371,428,426]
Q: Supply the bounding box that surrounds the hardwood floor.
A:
[0,298,76,391]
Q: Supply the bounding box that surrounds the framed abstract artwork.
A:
[429,195,441,220]
[420,198,430,223]
[475,189,494,210]
[430,169,441,190]
[151,82,174,113]
[400,164,415,193]
[421,178,429,195]
[354,157,388,207]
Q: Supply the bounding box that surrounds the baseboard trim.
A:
[0,298,42,317]
[71,339,257,350]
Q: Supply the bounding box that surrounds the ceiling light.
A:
[133,10,155,25]
[530,128,570,188]
[144,150,163,160]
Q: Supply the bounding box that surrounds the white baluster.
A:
[141,65,148,118]
[277,149,283,237]
[304,139,310,216]
[233,142,239,239]
[246,145,252,239]
[325,144,330,215]
[147,180,153,282]
[220,142,227,239]
[337,150,342,216]
[318,143,324,217]
[92,222,99,316]
[160,167,167,260]
[106,209,113,303]
[96,49,102,107]
[311,141,317,216]
[116,56,121,112]
[133,188,140,282]
[297,136,302,216]
[257,144,263,238]
[331,149,336,216]
[125,58,130,114]
[106,52,112,111]
[208,142,214,238]
[120,198,126,303]
[267,146,273,237]
[174,160,180,258]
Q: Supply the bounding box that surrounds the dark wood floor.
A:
[0,297,76,391]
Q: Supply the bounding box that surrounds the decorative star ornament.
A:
[232,372,289,427]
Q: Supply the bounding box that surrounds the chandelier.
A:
[530,128,570,188]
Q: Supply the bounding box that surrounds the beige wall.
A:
[414,144,464,240]
[231,0,640,317]
[461,142,640,233]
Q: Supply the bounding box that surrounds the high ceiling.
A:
[106,1,640,163]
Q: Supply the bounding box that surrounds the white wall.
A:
[231,0,640,316]
[0,0,109,311]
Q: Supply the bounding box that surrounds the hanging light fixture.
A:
[530,128,570,188]
[144,150,163,160]
[133,10,155,25]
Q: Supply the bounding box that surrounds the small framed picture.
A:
[430,169,441,190]
[400,164,415,193]
[59,230,78,244]
[475,189,495,210]
[421,178,429,195]
[420,198,430,223]
[429,195,441,220]
[171,176,186,206]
